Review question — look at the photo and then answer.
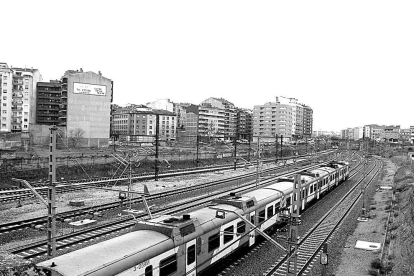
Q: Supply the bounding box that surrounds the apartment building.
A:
[411,126,414,144]
[237,108,252,140]
[0,63,42,133]
[400,128,411,144]
[56,69,113,146]
[201,97,237,140]
[175,104,199,145]
[198,103,225,140]
[303,105,313,137]
[111,104,177,142]
[252,97,313,142]
[36,81,61,125]
[0,63,13,132]
[384,125,400,141]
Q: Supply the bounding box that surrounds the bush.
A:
[371,258,382,270]
[368,269,379,276]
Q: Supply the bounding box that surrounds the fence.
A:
[0,148,290,173]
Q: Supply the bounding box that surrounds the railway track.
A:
[9,161,338,260]
[0,156,337,235]
[200,153,363,276]
[262,157,382,276]
[0,151,334,203]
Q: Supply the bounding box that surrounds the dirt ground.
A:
[334,156,414,276]
[333,159,396,276]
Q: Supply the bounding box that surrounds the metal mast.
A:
[47,126,57,258]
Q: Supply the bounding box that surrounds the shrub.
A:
[371,258,382,270]
[371,206,377,210]
[368,269,379,276]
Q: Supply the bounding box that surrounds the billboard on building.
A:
[73,83,106,96]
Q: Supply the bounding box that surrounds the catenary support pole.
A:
[287,174,301,276]
[155,114,159,181]
[47,126,57,258]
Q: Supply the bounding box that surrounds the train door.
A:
[249,211,255,246]
[186,239,197,276]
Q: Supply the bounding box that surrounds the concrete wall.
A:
[66,72,112,146]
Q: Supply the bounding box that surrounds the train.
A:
[37,161,350,276]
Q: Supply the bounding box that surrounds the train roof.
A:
[309,166,335,176]
[37,230,174,276]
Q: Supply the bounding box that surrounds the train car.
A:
[37,161,349,276]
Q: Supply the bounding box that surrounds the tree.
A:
[68,128,85,147]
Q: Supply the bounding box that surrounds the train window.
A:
[208,233,220,252]
[286,197,291,207]
[159,254,177,276]
[223,225,234,244]
[258,210,265,224]
[267,206,274,218]
[246,200,255,208]
[145,265,153,276]
[250,215,255,225]
[275,202,280,213]
[237,221,246,234]
[187,245,196,265]
[310,185,313,194]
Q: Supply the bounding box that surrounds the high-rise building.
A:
[237,108,252,140]
[0,63,13,132]
[59,69,113,146]
[0,63,42,133]
[201,97,237,140]
[252,97,313,142]
[198,103,225,141]
[36,80,61,125]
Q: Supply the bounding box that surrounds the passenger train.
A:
[38,161,349,276]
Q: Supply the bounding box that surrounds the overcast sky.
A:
[3,1,413,131]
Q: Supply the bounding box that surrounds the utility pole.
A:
[196,134,199,167]
[128,153,132,209]
[305,136,308,155]
[287,174,301,276]
[155,114,159,181]
[280,135,283,160]
[196,114,200,167]
[256,137,260,187]
[275,134,278,164]
[47,126,57,258]
[233,135,237,171]
[248,133,251,161]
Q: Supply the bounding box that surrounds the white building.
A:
[0,63,42,133]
